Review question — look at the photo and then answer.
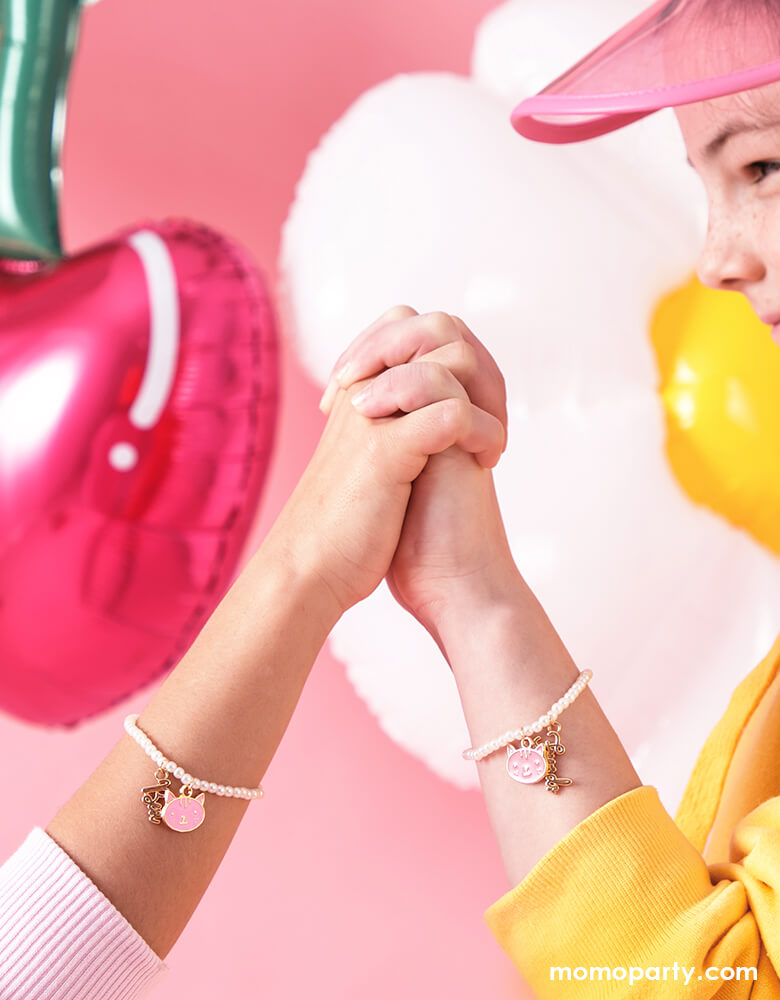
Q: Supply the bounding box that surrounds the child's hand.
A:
[319,307,522,650]
[267,308,506,623]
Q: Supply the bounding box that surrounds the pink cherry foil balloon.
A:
[0,220,279,727]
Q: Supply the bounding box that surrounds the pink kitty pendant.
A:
[161,785,206,832]
[506,739,547,784]
[506,722,573,793]
[141,769,206,831]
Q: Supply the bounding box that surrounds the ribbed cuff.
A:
[0,827,169,999]
[483,785,740,998]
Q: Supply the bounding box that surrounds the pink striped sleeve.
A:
[0,827,169,999]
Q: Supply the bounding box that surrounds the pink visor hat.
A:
[512,0,780,143]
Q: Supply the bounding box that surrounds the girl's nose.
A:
[696,207,764,291]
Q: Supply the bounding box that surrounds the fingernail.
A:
[351,387,370,408]
[335,361,352,385]
[318,378,337,414]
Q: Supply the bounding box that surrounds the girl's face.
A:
[675,81,780,341]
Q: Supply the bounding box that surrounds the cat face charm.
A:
[506,742,548,784]
[161,788,206,832]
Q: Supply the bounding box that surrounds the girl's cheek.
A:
[754,204,780,273]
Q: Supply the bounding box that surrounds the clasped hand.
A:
[269,305,523,648]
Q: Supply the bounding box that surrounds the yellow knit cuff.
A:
[483,784,733,997]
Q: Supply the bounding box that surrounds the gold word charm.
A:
[539,723,573,794]
[141,769,172,824]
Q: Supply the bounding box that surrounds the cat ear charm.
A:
[161,786,206,832]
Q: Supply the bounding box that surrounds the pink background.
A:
[0,1,534,997]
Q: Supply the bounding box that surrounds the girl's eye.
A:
[749,160,780,184]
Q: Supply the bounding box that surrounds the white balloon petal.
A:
[471,0,648,104]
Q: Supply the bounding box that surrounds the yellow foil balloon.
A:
[651,275,780,554]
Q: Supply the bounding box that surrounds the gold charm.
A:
[539,722,573,793]
[141,769,172,824]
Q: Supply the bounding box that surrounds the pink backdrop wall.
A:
[0,0,534,997]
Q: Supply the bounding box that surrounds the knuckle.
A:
[382,304,418,323]
[381,365,402,394]
[450,314,470,334]
[441,395,469,429]
[384,363,429,408]
[432,361,457,394]
[424,310,458,343]
[453,337,476,373]
[412,361,455,398]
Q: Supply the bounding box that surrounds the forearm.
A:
[436,571,642,888]
[45,525,341,960]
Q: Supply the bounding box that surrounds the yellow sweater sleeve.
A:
[483,784,780,998]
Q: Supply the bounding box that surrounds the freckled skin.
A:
[675,81,780,322]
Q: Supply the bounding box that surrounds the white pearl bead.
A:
[167,761,177,773]
[532,722,542,733]
[224,786,233,797]
[182,774,192,786]
[174,767,184,780]
[216,785,224,796]
[209,782,217,793]
[153,751,163,765]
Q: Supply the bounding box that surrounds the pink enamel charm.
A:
[506,742,548,784]
[161,788,206,832]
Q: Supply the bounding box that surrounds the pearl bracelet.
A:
[124,714,264,832]
[462,669,592,761]
[461,669,593,793]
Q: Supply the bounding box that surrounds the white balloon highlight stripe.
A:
[126,230,180,429]
[108,230,181,472]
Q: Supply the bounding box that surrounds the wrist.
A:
[426,564,531,654]
[433,570,576,684]
[253,520,345,637]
